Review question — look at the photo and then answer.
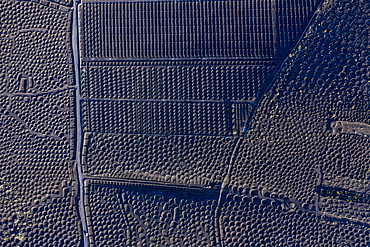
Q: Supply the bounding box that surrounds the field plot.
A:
[228,0,370,243]
[0,0,80,245]
[82,132,235,185]
[318,173,370,226]
[77,0,324,167]
[81,0,276,59]
[85,180,219,247]
[75,0,352,246]
[82,61,275,101]
[82,100,251,136]
[319,184,370,225]
[79,0,321,140]
[3,0,361,244]
[220,190,370,246]
[81,60,273,136]
[277,0,321,58]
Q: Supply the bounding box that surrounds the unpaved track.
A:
[72,0,89,246]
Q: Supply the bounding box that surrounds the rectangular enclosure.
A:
[81,0,276,59]
[82,100,251,136]
[82,61,275,101]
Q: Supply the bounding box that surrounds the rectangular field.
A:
[81,0,276,59]
[85,180,219,246]
[82,133,235,185]
[82,61,275,101]
[82,99,251,136]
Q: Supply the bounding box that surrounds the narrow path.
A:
[0,85,74,98]
[214,137,241,247]
[72,1,89,246]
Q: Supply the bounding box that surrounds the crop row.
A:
[82,100,251,136]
